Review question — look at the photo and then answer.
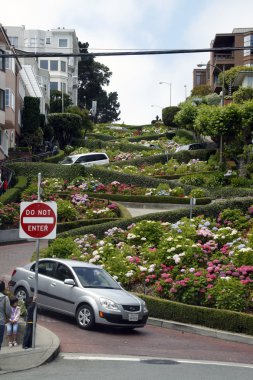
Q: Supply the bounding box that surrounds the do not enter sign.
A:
[19,202,57,239]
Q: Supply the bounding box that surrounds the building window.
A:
[46,37,51,44]
[5,56,15,72]
[8,36,18,48]
[50,82,58,91]
[0,50,5,71]
[61,61,66,72]
[50,60,58,71]
[5,89,15,110]
[0,89,5,110]
[59,38,68,48]
[40,60,48,70]
[244,35,253,56]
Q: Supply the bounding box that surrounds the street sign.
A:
[19,201,57,239]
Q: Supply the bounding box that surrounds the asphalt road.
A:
[2,241,253,365]
[2,355,253,380]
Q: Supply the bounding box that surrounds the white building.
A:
[4,26,80,107]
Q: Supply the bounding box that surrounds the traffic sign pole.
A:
[32,173,41,349]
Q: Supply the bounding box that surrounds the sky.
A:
[2,0,253,125]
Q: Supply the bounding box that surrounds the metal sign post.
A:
[19,173,57,349]
[32,173,41,349]
[189,197,196,219]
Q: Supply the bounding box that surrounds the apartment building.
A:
[193,28,253,93]
[0,25,23,160]
[4,26,80,106]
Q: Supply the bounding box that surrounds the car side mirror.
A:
[64,279,75,286]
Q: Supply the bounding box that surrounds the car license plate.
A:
[128,313,138,321]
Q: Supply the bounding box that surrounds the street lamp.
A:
[61,82,64,113]
[151,104,162,109]
[184,85,187,100]
[197,63,225,164]
[159,81,172,107]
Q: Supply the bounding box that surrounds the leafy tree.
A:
[47,113,82,149]
[20,97,43,152]
[174,102,198,131]
[191,84,212,96]
[233,87,253,104]
[204,93,222,106]
[50,90,73,113]
[162,106,180,127]
[66,105,94,136]
[220,66,253,92]
[78,42,120,122]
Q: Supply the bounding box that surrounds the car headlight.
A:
[142,301,148,313]
[100,297,119,311]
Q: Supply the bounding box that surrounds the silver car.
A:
[8,258,148,330]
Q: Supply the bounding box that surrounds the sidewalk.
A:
[0,324,60,374]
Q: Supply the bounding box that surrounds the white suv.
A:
[60,152,109,166]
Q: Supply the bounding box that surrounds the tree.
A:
[50,90,73,113]
[78,42,120,122]
[47,113,82,149]
[220,66,253,93]
[174,102,198,131]
[194,103,243,162]
[162,106,180,127]
[66,105,94,136]
[191,84,212,97]
[20,97,43,152]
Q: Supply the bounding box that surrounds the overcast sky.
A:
[2,0,253,125]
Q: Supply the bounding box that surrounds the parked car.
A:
[175,143,206,152]
[59,152,109,166]
[9,258,148,330]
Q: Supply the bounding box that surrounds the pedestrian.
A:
[0,281,11,352]
[22,296,37,349]
[6,297,20,347]
[3,179,8,193]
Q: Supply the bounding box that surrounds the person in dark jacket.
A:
[22,296,37,349]
[0,281,11,352]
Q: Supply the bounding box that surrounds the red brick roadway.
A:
[1,241,253,363]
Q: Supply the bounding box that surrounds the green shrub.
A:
[205,278,249,312]
[46,237,81,258]
[0,176,27,204]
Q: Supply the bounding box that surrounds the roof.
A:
[232,28,253,34]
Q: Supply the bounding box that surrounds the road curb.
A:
[148,318,253,345]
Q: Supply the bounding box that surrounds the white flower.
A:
[139,266,147,272]
[189,268,195,273]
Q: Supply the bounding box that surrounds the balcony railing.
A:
[214,54,234,61]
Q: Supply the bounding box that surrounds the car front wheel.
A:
[15,287,29,302]
[76,304,95,330]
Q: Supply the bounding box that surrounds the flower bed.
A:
[42,207,253,313]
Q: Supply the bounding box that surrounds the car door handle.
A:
[50,283,57,287]
[28,276,34,280]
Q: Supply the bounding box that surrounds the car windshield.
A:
[60,156,75,164]
[73,267,121,289]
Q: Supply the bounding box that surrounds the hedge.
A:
[43,150,65,163]
[0,176,27,204]
[56,196,253,239]
[87,192,211,205]
[139,294,253,335]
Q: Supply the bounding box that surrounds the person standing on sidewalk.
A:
[0,281,11,351]
[6,297,20,347]
[22,296,37,349]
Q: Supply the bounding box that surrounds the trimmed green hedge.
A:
[6,162,85,181]
[139,294,253,335]
[0,176,27,204]
[87,192,211,205]
[57,196,253,239]
[43,150,65,163]
[57,217,121,233]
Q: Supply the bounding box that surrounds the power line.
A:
[1,45,253,58]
